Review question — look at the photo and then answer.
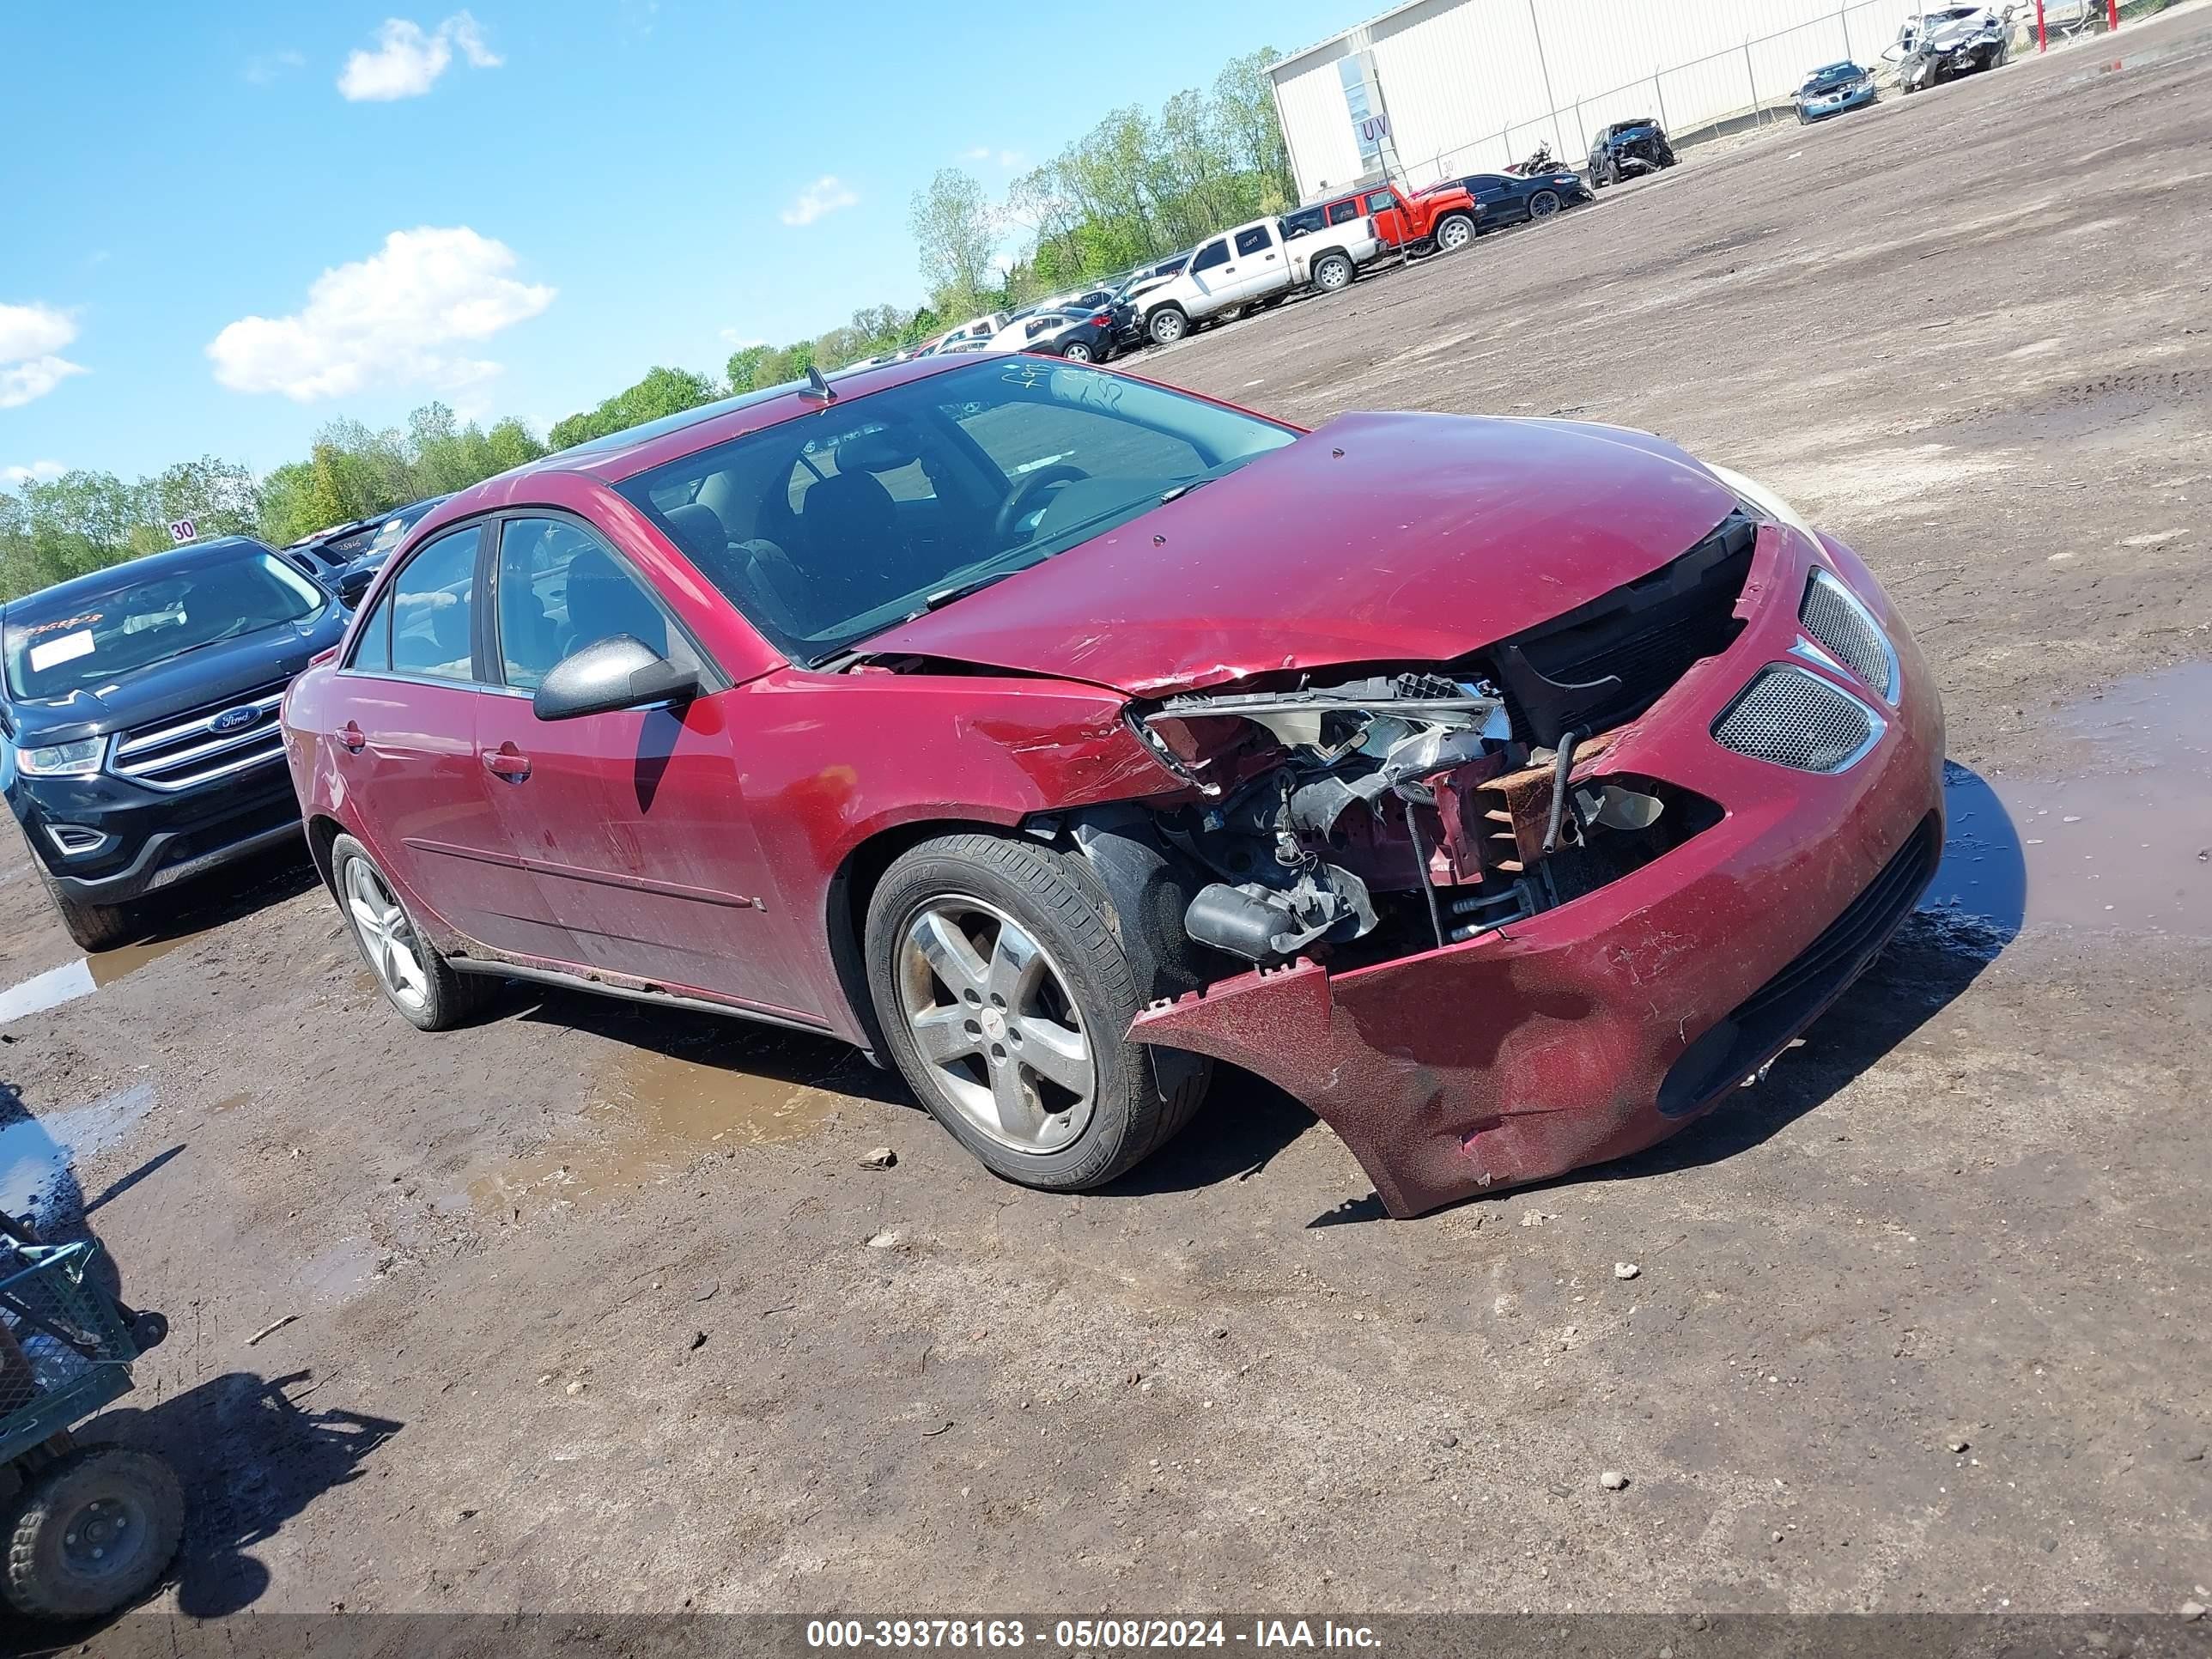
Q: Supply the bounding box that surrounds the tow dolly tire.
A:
[864,832,1210,1192]
[3,1445,184,1620]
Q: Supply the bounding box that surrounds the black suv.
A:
[1,536,348,950]
[1587,118,1677,188]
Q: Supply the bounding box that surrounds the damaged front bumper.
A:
[1127,524,1946,1217]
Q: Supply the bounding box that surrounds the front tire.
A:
[34,868,135,953]
[1312,252,1354,292]
[329,833,490,1032]
[1146,307,1188,347]
[865,833,1208,1192]
[2,1446,184,1621]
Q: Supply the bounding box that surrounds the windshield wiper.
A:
[1158,453,1261,506]
[919,568,1024,613]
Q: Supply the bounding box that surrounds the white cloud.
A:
[718,328,767,349]
[781,176,859,227]
[206,227,554,402]
[960,146,1025,168]
[245,48,306,85]
[2,460,67,487]
[0,301,86,410]
[337,12,501,101]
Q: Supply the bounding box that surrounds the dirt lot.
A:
[3,12,2209,1628]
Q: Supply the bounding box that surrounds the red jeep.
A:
[1286,180,1480,257]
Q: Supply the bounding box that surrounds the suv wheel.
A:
[865,833,1209,1192]
[1313,252,1354,292]
[330,834,490,1031]
[1146,307,1187,347]
[1435,213,1475,252]
[33,866,134,954]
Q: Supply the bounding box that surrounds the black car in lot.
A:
[1455,168,1592,227]
[1587,118,1677,187]
[0,536,347,949]
[283,494,449,606]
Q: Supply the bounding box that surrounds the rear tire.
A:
[1060,340,1094,362]
[865,833,1209,1193]
[1528,190,1561,220]
[1434,213,1475,252]
[1312,252,1354,292]
[1146,307,1188,347]
[2,1445,184,1621]
[329,833,491,1032]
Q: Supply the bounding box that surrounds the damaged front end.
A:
[1062,507,1943,1218]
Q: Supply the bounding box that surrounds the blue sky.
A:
[0,1,1359,486]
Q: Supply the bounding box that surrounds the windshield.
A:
[3,550,325,702]
[617,358,1298,667]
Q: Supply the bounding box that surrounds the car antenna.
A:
[802,364,836,404]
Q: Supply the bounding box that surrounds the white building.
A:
[1269,0,1930,199]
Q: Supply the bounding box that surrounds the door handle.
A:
[483,744,532,783]
[337,721,365,753]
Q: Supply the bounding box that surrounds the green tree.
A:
[910,167,1000,319]
[724,343,769,394]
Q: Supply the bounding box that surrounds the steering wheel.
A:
[993,464,1091,545]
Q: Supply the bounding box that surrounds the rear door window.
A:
[1233,226,1273,257]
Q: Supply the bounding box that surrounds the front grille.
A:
[110,682,289,792]
[1657,812,1941,1116]
[1712,665,1882,772]
[1488,512,1756,746]
[1799,569,1899,700]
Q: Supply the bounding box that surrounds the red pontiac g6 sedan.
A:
[281,356,1944,1217]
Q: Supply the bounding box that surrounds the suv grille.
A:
[1799,569,1898,700]
[1712,665,1881,772]
[1488,513,1757,746]
[111,683,289,792]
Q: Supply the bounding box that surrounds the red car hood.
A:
[861,412,1743,698]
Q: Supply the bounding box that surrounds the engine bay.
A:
[1129,671,1718,969]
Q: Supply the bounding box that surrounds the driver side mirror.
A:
[532,635,698,722]
[334,567,375,609]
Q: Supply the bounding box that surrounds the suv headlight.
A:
[1701,461,1821,547]
[15,738,103,777]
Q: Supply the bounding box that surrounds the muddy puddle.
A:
[0,1081,158,1224]
[1932,663,2209,937]
[471,1040,854,1219]
[0,931,201,1027]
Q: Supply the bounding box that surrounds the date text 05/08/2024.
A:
[805,1620,1382,1650]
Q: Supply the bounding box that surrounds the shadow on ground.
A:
[95,1369,401,1619]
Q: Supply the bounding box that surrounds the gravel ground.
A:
[2,10,2208,1631]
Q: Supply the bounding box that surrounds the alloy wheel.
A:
[346,857,430,1015]
[897,896,1095,1153]
[1530,190,1560,219]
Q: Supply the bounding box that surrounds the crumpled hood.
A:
[861,412,1743,698]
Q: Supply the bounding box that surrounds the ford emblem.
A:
[210,705,260,735]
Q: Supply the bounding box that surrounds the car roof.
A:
[436,356,980,495]
[1,535,276,615]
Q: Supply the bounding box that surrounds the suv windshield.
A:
[3,549,326,702]
[617,359,1298,667]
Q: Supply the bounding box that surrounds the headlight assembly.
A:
[15,738,104,777]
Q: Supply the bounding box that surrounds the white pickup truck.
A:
[1134,215,1381,347]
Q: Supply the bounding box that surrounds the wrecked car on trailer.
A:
[283,356,1943,1217]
